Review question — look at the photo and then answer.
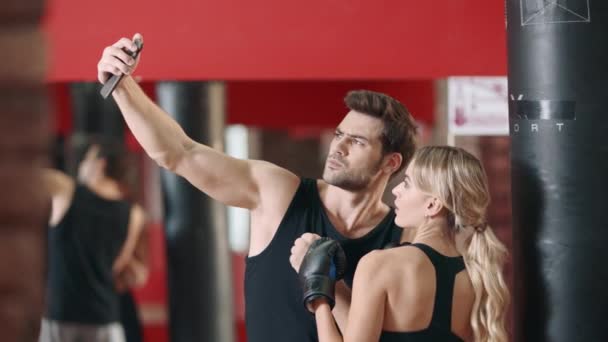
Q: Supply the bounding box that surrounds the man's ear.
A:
[383,152,403,175]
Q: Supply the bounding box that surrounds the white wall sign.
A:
[447,77,509,136]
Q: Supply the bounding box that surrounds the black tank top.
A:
[245,178,403,342]
[380,243,466,342]
[46,184,130,324]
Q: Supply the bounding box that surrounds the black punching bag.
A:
[507,1,608,341]
[156,82,233,342]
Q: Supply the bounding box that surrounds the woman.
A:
[292,146,510,342]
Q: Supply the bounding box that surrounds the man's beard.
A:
[322,156,382,191]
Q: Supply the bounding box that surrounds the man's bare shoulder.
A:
[250,160,300,210]
[42,168,75,197]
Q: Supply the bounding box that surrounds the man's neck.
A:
[318,179,390,238]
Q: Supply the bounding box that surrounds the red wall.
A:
[43,0,506,81]
[227,80,435,127]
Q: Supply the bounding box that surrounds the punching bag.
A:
[156,81,234,342]
[70,82,125,140]
[507,1,608,341]
[68,82,126,175]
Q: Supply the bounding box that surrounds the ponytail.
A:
[464,224,510,342]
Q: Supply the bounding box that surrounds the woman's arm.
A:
[313,251,388,342]
[313,301,343,342]
[332,280,352,332]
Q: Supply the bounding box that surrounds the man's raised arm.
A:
[97,34,299,211]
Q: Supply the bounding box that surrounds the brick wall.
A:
[479,136,514,337]
[0,0,49,340]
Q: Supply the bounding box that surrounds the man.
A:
[96,33,417,341]
[40,142,148,342]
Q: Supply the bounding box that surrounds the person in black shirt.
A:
[96,33,417,342]
[40,142,148,342]
[292,146,510,342]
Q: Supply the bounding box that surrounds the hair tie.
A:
[474,222,488,233]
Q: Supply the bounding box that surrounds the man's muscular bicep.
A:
[175,143,299,211]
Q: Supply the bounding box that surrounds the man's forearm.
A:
[113,76,193,169]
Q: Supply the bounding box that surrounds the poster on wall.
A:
[447,77,509,136]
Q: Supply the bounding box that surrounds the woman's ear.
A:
[425,197,444,217]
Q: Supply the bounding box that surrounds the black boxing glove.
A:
[298,238,347,311]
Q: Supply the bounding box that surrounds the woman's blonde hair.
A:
[409,146,510,342]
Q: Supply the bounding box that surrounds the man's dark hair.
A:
[344,90,417,174]
[70,134,129,183]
